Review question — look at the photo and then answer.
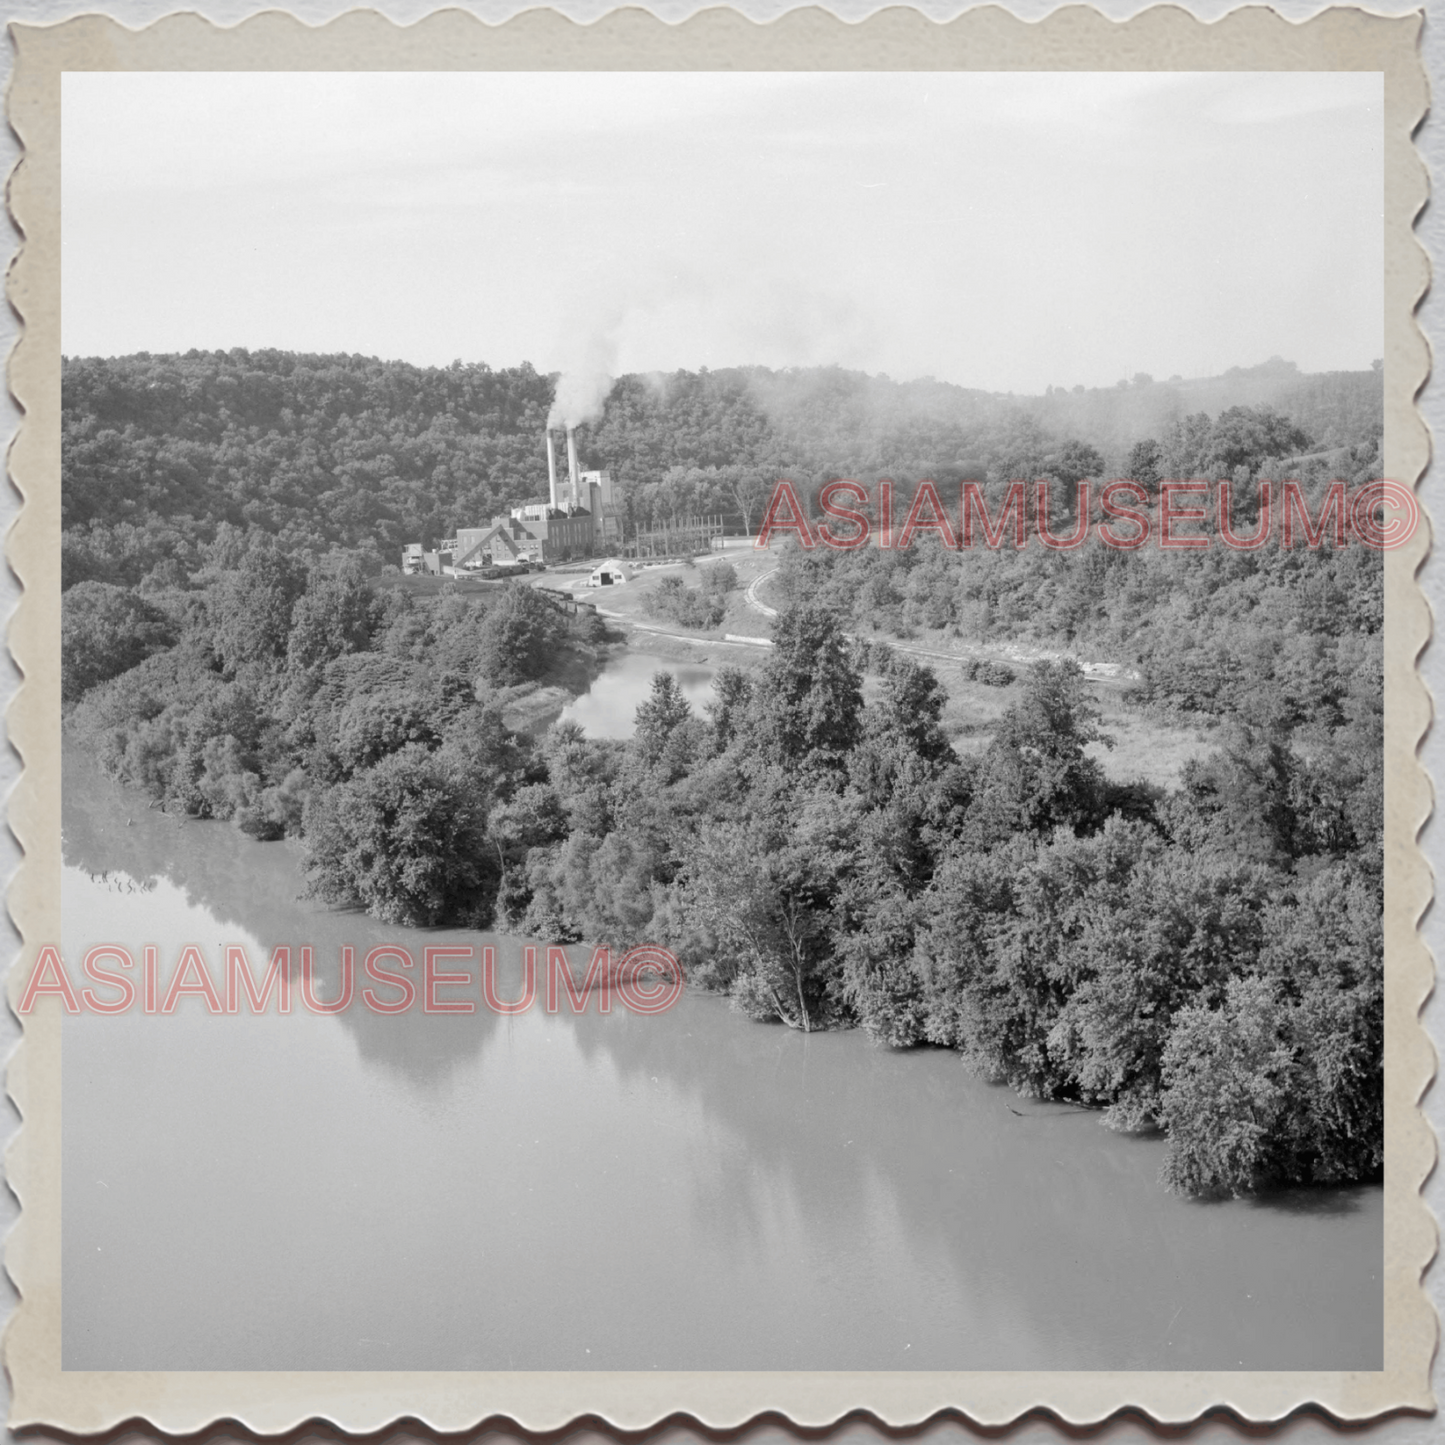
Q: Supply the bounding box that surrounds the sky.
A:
[61,70,1382,395]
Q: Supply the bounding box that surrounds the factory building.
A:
[451,505,594,570]
[400,425,622,573]
[537,428,623,548]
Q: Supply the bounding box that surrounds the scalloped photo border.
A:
[3,4,1434,1433]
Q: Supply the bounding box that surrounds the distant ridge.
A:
[61,349,1381,590]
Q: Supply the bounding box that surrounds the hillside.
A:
[61,349,1382,590]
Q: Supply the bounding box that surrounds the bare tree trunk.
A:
[780,905,813,1034]
[765,983,801,1031]
[731,484,754,536]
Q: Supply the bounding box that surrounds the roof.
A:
[454,524,520,568]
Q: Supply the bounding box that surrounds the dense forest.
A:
[62,348,1381,588]
[62,349,1385,1201]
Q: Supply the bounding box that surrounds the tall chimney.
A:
[546,431,559,509]
[566,428,580,508]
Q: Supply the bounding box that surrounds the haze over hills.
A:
[60,349,1382,589]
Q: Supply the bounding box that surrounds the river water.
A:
[61,725,1382,1372]
[559,651,719,737]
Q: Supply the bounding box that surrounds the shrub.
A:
[962,657,1015,687]
[700,560,738,595]
[643,574,726,630]
[302,745,495,926]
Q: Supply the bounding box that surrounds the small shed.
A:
[587,559,631,588]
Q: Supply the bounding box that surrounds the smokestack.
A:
[566,428,580,508]
[546,431,558,509]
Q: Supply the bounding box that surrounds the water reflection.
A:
[60,748,1382,1373]
[63,750,509,1090]
[559,652,718,738]
[561,1004,1379,1371]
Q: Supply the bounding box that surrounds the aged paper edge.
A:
[2,3,1434,1434]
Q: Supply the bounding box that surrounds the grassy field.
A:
[524,543,1216,790]
[747,561,1215,789]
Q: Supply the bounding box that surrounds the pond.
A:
[59,749,1382,1372]
[558,649,719,738]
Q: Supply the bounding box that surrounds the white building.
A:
[587,559,631,588]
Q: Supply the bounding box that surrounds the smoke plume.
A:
[547,322,619,430]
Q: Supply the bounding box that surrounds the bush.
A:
[302,745,495,926]
[570,608,607,643]
[700,560,738,595]
[643,574,726,630]
[962,657,1015,687]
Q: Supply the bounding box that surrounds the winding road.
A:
[745,569,779,619]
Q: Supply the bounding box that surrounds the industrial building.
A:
[401,425,622,574]
[540,427,622,547]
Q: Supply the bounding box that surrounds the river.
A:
[558,650,719,737]
[60,701,1382,1371]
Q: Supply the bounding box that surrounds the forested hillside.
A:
[62,349,1382,589]
[61,347,1386,1200]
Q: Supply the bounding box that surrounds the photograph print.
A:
[38,57,1402,1389]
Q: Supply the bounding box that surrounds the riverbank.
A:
[59,744,1384,1373]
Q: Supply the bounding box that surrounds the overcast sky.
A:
[61,70,1382,394]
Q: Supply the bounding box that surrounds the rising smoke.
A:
[544,271,881,430]
[546,321,619,430]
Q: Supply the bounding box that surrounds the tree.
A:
[871,656,952,764]
[754,603,862,770]
[681,796,856,1032]
[1158,975,1296,1196]
[1125,438,1164,496]
[1203,406,1311,476]
[967,659,1111,843]
[1043,830,1272,1129]
[1158,867,1382,1197]
[728,469,774,536]
[848,656,959,824]
[475,584,559,686]
[1164,723,1303,866]
[332,688,442,775]
[210,541,306,674]
[287,557,380,672]
[634,672,693,764]
[1052,439,1105,486]
[61,581,177,702]
[705,666,753,751]
[302,744,494,926]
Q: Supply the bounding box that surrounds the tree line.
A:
[61,350,1384,1202]
[64,555,1381,1202]
[62,349,1380,592]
